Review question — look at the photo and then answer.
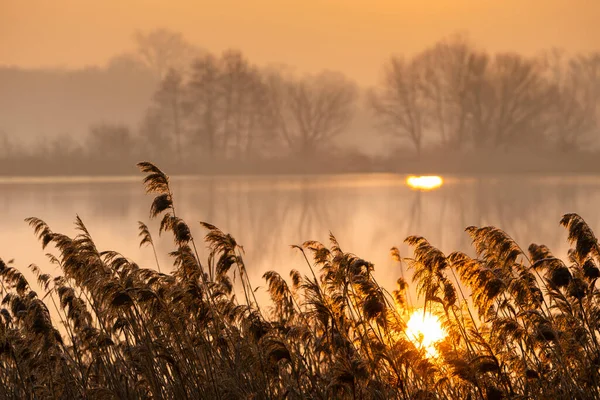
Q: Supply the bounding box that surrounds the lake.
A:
[2,174,600,303]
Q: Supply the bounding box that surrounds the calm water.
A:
[2,174,600,301]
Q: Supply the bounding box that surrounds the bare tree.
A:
[541,50,598,152]
[569,53,600,142]
[486,53,554,149]
[460,52,494,149]
[219,50,274,158]
[369,57,427,155]
[141,69,185,162]
[570,53,600,113]
[86,123,136,160]
[414,36,478,150]
[183,51,274,160]
[134,28,201,80]
[267,71,357,157]
[185,54,222,158]
[460,53,554,150]
[370,47,557,154]
[47,134,83,160]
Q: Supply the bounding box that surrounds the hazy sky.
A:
[2,0,599,84]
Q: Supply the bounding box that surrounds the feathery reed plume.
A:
[560,213,600,264]
[0,163,597,399]
[138,221,160,272]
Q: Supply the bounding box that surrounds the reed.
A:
[0,162,598,399]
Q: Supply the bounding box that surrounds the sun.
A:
[406,309,446,357]
[406,175,443,191]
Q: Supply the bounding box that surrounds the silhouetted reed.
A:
[0,162,599,399]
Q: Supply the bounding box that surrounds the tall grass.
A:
[0,162,599,399]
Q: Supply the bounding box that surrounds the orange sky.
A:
[1,0,599,84]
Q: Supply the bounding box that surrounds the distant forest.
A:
[1,29,599,176]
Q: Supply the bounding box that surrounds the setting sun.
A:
[406,310,446,356]
[406,175,444,191]
[2,0,598,397]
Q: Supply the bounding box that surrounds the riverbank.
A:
[1,148,599,177]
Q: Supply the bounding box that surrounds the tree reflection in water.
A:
[2,174,600,299]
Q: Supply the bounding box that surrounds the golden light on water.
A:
[406,310,446,357]
[406,175,443,191]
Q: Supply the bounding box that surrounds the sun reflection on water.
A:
[406,175,443,191]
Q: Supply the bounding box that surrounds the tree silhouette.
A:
[134,28,202,80]
[142,69,185,162]
[414,36,478,150]
[267,70,357,157]
[369,57,427,155]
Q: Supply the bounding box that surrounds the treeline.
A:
[139,52,359,168]
[370,41,600,154]
[0,56,156,150]
[1,31,599,175]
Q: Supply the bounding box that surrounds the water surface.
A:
[2,174,599,301]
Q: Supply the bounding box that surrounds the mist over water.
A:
[3,174,599,301]
[4,2,600,397]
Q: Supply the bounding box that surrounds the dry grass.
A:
[0,162,599,399]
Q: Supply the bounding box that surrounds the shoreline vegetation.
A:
[1,147,600,177]
[0,162,599,398]
[2,32,600,180]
